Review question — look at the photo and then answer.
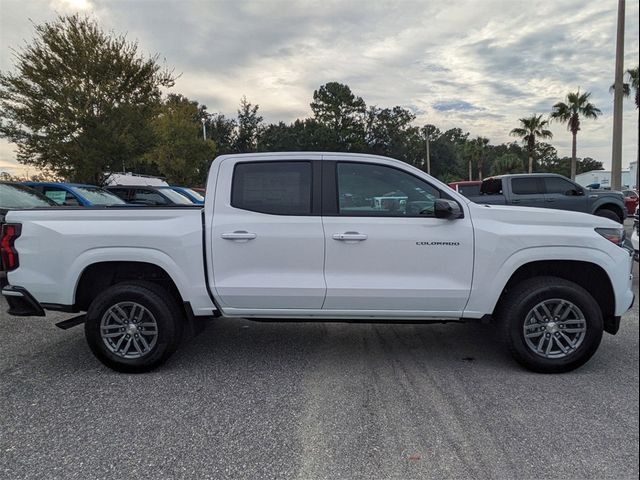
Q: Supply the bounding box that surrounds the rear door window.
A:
[512,178,543,195]
[231,161,312,215]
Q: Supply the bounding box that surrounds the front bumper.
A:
[1,285,45,316]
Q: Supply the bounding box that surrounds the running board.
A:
[55,314,86,330]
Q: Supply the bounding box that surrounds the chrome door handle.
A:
[221,231,257,240]
[332,232,368,241]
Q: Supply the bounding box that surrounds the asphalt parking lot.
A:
[1,250,638,479]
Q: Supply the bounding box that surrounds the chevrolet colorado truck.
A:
[467,173,627,223]
[1,153,635,373]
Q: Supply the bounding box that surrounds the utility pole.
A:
[201,118,207,140]
[611,0,625,191]
[425,130,431,175]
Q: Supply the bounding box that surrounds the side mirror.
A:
[434,199,462,219]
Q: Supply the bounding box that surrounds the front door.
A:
[321,161,474,315]
[542,176,587,212]
[211,159,326,310]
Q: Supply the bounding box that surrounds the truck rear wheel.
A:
[84,281,183,373]
[498,276,603,373]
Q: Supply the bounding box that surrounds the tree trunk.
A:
[468,159,472,181]
[528,154,533,173]
[571,132,577,180]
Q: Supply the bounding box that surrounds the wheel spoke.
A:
[532,306,545,323]
[536,335,546,352]
[132,338,143,354]
[525,331,544,339]
[102,332,125,338]
[554,335,569,354]
[552,301,566,317]
[540,303,554,320]
[545,336,554,354]
[137,335,150,351]
[101,324,122,331]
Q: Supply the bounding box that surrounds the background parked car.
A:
[621,189,639,215]
[166,186,205,205]
[23,182,126,206]
[106,185,196,205]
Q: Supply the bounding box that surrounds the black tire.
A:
[85,281,183,373]
[497,276,603,373]
[595,208,622,223]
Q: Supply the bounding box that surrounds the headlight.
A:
[595,227,626,246]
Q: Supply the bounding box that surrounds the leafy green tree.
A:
[550,91,601,180]
[143,94,216,185]
[492,153,524,175]
[509,114,553,174]
[206,113,236,155]
[234,96,263,153]
[0,15,175,185]
[366,106,418,163]
[310,82,366,149]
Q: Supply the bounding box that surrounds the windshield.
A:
[71,186,126,205]
[158,188,194,204]
[0,183,56,208]
[177,188,205,202]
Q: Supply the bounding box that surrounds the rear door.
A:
[508,177,545,207]
[321,160,473,315]
[210,159,326,310]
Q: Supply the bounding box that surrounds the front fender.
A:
[463,245,618,318]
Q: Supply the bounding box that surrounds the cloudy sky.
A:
[1,0,638,175]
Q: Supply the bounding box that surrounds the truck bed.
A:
[4,206,215,315]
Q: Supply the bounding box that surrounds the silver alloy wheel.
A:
[100,302,158,359]
[523,298,587,359]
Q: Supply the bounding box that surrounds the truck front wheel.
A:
[595,208,622,223]
[498,276,603,373]
[84,281,183,373]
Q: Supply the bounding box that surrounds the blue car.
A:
[22,182,127,207]
[165,186,205,205]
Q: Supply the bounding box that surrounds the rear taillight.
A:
[0,223,21,271]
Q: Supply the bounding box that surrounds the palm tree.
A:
[509,114,553,173]
[550,90,602,180]
[472,136,489,180]
[611,67,639,166]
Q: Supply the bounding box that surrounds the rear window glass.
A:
[231,161,312,215]
[0,183,56,208]
[480,178,503,195]
[512,178,543,195]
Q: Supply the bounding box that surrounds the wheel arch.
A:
[74,261,185,313]
[493,260,617,334]
[593,201,625,222]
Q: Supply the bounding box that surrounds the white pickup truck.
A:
[1,153,635,373]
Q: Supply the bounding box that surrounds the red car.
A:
[622,189,638,215]
[448,180,482,197]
